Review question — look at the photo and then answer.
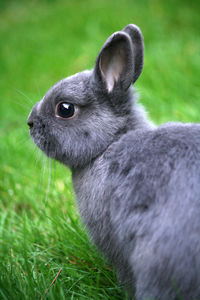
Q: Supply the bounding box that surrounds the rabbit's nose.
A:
[27,119,34,128]
[27,103,39,128]
[27,112,34,129]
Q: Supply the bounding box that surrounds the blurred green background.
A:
[0,0,200,299]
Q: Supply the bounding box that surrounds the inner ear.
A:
[99,39,128,92]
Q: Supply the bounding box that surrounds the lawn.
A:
[0,0,200,299]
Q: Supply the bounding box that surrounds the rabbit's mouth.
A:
[29,119,57,160]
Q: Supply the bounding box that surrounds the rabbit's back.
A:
[73,123,200,299]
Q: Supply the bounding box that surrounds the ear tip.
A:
[109,31,131,43]
[122,24,143,39]
[123,24,141,32]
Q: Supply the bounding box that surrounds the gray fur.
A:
[28,24,200,300]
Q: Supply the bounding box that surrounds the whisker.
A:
[15,89,34,105]
[13,136,31,150]
[52,159,57,183]
[44,158,52,207]
[41,155,47,184]
[13,99,31,111]
[35,155,48,211]
[34,148,42,166]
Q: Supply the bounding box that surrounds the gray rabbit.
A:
[27,24,200,300]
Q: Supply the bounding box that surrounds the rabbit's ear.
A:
[94,24,144,93]
[122,24,144,84]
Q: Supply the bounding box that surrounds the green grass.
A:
[0,0,200,299]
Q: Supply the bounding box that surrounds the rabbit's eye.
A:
[56,102,78,119]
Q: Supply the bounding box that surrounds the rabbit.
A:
[27,24,200,300]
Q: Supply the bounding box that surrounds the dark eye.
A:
[56,102,78,119]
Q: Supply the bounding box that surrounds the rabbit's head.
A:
[28,24,148,168]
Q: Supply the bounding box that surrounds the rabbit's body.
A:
[28,24,200,299]
[73,124,200,300]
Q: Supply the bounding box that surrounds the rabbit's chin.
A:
[30,129,57,160]
[30,130,81,168]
